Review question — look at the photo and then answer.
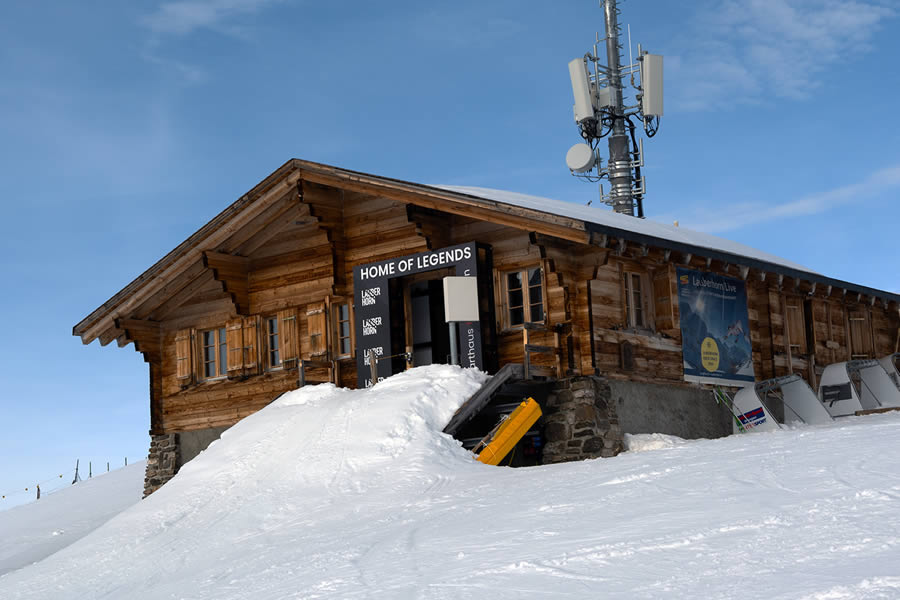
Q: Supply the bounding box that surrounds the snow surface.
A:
[435,185,816,274]
[3,364,900,599]
[0,461,145,577]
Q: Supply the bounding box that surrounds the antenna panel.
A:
[641,54,664,117]
[568,58,595,123]
[596,86,612,108]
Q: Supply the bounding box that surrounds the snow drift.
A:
[0,461,145,576]
[2,365,900,599]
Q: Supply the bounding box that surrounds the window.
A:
[503,267,544,328]
[623,271,647,329]
[266,316,281,369]
[333,303,352,358]
[784,299,807,354]
[200,327,227,379]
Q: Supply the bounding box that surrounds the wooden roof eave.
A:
[292,160,590,244]
[583,221,900,305]
[73,162,302,345]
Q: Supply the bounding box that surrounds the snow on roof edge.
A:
[434,185,817,275]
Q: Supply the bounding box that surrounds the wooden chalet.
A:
[73,159,900,495]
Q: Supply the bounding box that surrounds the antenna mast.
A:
[603,0,632,215]
[565,0,663,217]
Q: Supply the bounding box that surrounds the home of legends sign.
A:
[353,242,483,387]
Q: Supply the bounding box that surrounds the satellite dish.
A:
[566,143,595,173]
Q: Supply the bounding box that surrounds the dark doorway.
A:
[393,268,454,368]
[408,278,452,367]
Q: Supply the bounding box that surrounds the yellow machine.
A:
[474,398,542,466]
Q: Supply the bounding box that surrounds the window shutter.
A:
[652,267,675,333]
[785,301,806,354]
[279,308,299,367]
[226,318,244,373]
[242,315,260,373]
[175,328,194,381]
[849,310,872,358]
[307,302,327,357]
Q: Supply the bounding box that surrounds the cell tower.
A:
[565,0,663,217]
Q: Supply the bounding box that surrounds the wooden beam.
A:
[218,189,299,253]
[303,183,346,295]
[115,318,161,357]
[590,231,609,248]
[235,203,308,257]
[150,270,221,321]
[131,259,207,320]
[115,318,161,339]
[98,326,124,347]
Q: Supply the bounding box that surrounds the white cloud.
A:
[673,163,900,233]
[669,0,895,110]
[142,0,285,36]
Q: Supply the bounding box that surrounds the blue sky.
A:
[1,0,898,507]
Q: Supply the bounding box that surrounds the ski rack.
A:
[714,385,783,433]
[713,387,749,433]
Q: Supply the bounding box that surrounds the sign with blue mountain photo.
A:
[676,267,755,386]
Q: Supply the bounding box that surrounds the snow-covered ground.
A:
[0,460,144,577]
[2,364,899,599]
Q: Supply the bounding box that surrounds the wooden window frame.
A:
[198,327,228,381]
[265,315,282,370]
[332,301,355,359]
[784,296,807,355]
[499,266,546,332]
[621,268,653,331]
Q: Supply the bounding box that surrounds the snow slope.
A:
[0,461,144,577]
[2,365,899,599]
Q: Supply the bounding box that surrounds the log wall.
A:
[147,180,900,434]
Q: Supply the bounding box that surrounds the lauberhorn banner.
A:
[676,267,755,386]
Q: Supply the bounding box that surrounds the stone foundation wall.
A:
[143,433,180,498]
[542,376,624,463]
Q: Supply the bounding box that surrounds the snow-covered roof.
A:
[436,185,816,275]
